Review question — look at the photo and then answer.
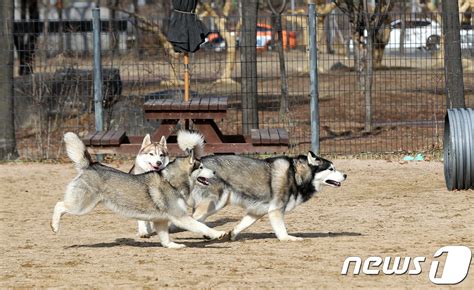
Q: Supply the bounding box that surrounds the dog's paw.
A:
[163,242,186,249]
[204,230,228,241]
[279,235,303,242]
[50,222,58,233]
[229,230,238,241]
[218,231,232,241]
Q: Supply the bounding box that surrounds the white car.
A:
[460,25,473,50]
[387,18,441,50]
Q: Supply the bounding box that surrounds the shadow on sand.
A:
[236,231,362,241]
[66,237,231,249]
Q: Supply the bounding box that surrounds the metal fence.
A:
[3,11,474,159]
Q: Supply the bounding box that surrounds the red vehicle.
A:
[202,23,297,51]
[256,23,297,50]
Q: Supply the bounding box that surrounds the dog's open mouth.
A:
[325,180,341,187]
[197,176,210,186]
[150,164,163,171]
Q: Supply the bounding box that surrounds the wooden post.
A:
[184,52,190,102]
[183,52,190,129]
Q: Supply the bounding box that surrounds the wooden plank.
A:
[192,120,223,143]
[143,100,153,110]
[209,98,219,110]
[179,100,191,110]
[260,129,271,144]
[189,97,201,110]
[143,98,163,111]
[277,128,289,145]
[199,97,210,111]
[161,99,174,110]
[151,120,179,141]
[82,131,97,146]
[217,97,228,111]
[155,98,166,110]
[154,99,166,110]
[250,129,261,144]
[268,128,280,145]
[100,130,117,146]
[109,130,127,145]
[91,131,107,146]
[171,99,182,110]
[145,111,227,120]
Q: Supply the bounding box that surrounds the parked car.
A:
[201,23,297,51]
[460,24,473,50]
[387,18,441,50]
[349,18,470,51]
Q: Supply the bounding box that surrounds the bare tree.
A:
[14,0,40,75]
[118,9,183,86]
[0,0,19,160]
[295,1,338,73]
[267,0,289,114]
[240,0,259,135]
[442,0,465,108]
[336,0,393,132]
[199,0,240,85]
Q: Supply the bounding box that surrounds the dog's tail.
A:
[63,132,92,170]
[177,130,204,159]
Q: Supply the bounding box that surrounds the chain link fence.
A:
[3,10,474,159]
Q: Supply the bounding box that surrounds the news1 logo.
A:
[341,246,472,285]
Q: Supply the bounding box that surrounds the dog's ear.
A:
[141,134,151,149]
[307,151,321,166]
[159,136,167,147]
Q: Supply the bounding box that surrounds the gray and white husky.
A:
[51,132,226,249]
[179,131,347,242]
[130,134,170,238]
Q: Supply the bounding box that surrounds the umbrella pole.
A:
[184,53,190,101]
[184,52,190,129]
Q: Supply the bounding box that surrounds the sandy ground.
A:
[1,159,473,288]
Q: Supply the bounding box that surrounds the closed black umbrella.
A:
[167,0,209,53]
[167,0,209,102]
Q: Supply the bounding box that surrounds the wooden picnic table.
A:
[83,96,289,155]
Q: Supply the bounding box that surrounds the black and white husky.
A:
[178,131,347,241]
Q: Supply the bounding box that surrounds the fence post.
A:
[92,8,103,160]
[308,2,320,155]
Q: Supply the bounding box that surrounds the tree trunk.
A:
[362,0,373,132]
[364,32,374,132]
[132,0,144,59]
[271,13,289,114]
[109,0,120,54]
[240,0,259,135]
[0,0,19,160]
[14,0,40,75]
[442,0,465,108]
[201,1,240,85]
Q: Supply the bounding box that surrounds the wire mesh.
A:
[1,8,473,160]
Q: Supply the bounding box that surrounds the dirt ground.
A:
[1,159,473,288]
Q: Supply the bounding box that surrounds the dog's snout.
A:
[213,171,216,175]
[343,174,347,179]
[156,161,162,166]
